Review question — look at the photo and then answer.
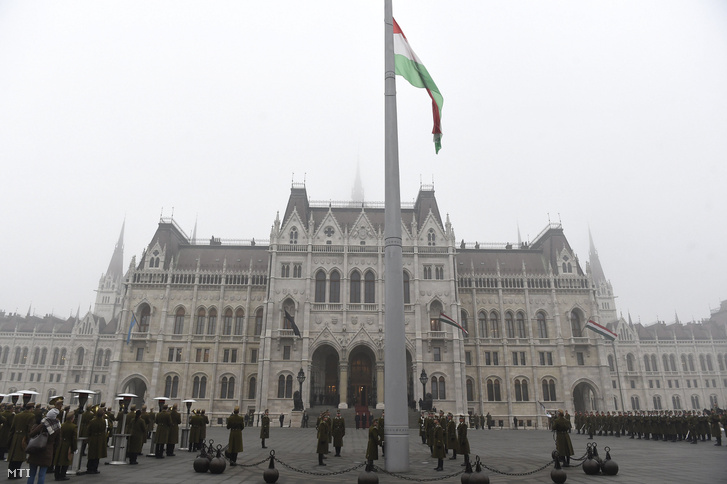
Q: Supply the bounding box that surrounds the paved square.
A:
[19,425,724,483]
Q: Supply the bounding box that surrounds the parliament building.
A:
[1,182,726,427]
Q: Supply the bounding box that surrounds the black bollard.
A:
[263,451,280,484]
[601,446,619,476]
[358,460,379,484]
[582,443,600,475]
[209,445,227,474]
[468,456,490,484]
[551,450,567,484]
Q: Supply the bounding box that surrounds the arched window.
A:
[644,355,651,372]
[350,271,361,303]
[627,354,635,372]
[706,354,714,372]
[651,354,658,372]
[608,355,615,372]
[255,308,263,336]
[515,380,522,401]
[438,376,446,400]
[171,376,179,398]
[248,377,257,399]
[653,395,662,410]
[221,376,235,399]
[709,395,718,408]
[489,311,499,338]
[329,270,341,303]
[165,375,179,398]
[537,312,548,338]
[139,304,151,332]
[699,355,706,372]
[76,347,85,366]
[669,354,677,372]
[278,375,286,398]
[235,309,244,335]
[631,396,640,410]
[427,228,436,246]
[2,346,10,364]
[289,227,298,245]
[207,308,217,334]
[21,347,28,364]
[681,354,688,372]
[104,349,111,366]
[461,310,469,338]
[516,311,526,338]
[282,300,295,330]
[718,354,725,372]
[52,348,59,366]
[662,354,669,373]
[505,312,515,338]
[466,379,474,401]
[40,348,47,366]
[486,379,501,401]
[364,271,375,303]
[429,301,443,331]
[478,311,488,338]
[688,354,695,372]
[431,376,439,399]
[542,379,555,401]
[570,311,582,337]
[691,395,700,409]
[672,395,681,409]
[174,308,185,335]
[32,348,40,365]
[315,270,326,303]
[15,347,21,364]
[195,308,206,335]
[286,375,293,398]
[60,348,66,366]
[403,272,410,304]
[223,309,233,335]
[522,380,529,401]
[192,375,207,399]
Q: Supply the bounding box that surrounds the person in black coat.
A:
[355,413,361,430]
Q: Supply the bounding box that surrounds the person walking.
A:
[25,408,62,484]
[513,415,518,429]
[279,413,285,428]
[553,410,574,467]
[332,411,345,457]
[260,409,270,448]
[226,407,244,466]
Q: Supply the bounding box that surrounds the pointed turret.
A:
[352,161,365,202]
[190,216,198,243]
[94,220,126,322]
[106,220,125,280]
[588,227,607,286]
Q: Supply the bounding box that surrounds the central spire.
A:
[352,160,364,202]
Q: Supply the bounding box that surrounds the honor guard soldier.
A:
[53,409,77,481]
[432,418,445,471]
[128,409,147,465]
[227,407,245,465]
[154,405,172,458]
[365,419,381,470]
[8,403,36,479]
[457,416,470,467]
[317,414,331,466]
[260,409,270,448]
[332,410,345,457]
[86,407,107,474]
[446,414,458,459]
[553,410,574,467]
[167,404,181,456]
[0,403,14,461]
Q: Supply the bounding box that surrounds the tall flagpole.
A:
[383,0,409,472]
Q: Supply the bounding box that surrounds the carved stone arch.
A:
[119,374,150,408]
[571,378,600,413]
[310,328,344,355]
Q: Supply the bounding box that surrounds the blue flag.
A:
[126,313,138,344]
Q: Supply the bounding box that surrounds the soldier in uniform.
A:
[0,403,14,461]
[457,416,470,467]
[355,412,361,430]
[364,419,381,470]
[200,409,209,442]
[260,409,270,448]
[79,403,94,456]
[486,412,493,430]
[127,409,147,464]
[446,414,458,459]
[710,410,722,446]
[226,407,244,466]
[86,407,107,474]
[53,410,77,481]
[167,403,181,456]
[419,412,427,444]
[317,413,331,466]
[154,405,172,458]
[8,403,35,479]
[553,410,574,467]
[378,411,385,456]
[332,410,345,457]
[432,418,445,471]
[189,410,202,452]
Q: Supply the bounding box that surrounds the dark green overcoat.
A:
[227,414,245,453]
[155,410,172,444]
[53,420,77,466]
[332,417,345,447]
[8,410,35,462]
[87,415,108,460]
[432,424,445,459]
[365,425,380,461]
[260,415,270,439]
[553,416,574,457]
[127,416,147,454]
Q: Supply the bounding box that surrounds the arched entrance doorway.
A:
[348,346,376,408]
[310,345,340,407]
[573,381,598,413]
[123,377,147,409]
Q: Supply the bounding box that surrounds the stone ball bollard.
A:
[357,461,379,484]
[468,456,490,484]
[601,447,619,476]
[550,450,567,484]
[461,458,473,484]
[263,451,280,483]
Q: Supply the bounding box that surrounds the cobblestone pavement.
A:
[11,426,725,483]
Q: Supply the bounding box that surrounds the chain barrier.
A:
[235,456,271,468]
[274,455,366,477]
[478,457,554,477]
[374,465,465,482]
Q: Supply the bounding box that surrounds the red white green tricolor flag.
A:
[393,18,444,154]
[439,312,468,336]
[586,319,617,341]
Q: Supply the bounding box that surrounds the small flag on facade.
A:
[438,312,468,336]
[126,312,138,345]
[585,319,617,341]
[284,310,302,337]
[393,18,444,153]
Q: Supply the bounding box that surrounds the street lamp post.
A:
[67,389,96,476]
[296,368,306,411]
[419,370,428,411]
[110,393,137,465]
[180,399,196,451]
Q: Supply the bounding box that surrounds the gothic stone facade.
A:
[1,185,726,427]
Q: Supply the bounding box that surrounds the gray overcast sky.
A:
[1,1,725,324]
